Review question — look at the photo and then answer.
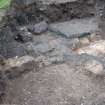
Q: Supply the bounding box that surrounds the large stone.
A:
[76,40,105,57]
[49,18,98,38]
[2,56,36,79]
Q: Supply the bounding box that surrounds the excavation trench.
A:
[1,0,105,105]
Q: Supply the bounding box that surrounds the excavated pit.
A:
[2,0,105,105]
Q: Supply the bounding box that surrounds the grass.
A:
[0,0,11,9]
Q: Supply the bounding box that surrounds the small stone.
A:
[15,27,33,43]
[70,38,80,50]
[49,56,64,64]
[83,59,105,75]
[88,33,96,42]
[35,55,51,68]
[88,32,101,42]
[79,37,90,46]
[28,21,48,34]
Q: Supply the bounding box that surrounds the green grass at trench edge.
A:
[0,0,11,10]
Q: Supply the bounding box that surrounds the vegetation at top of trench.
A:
[0,0,11,9]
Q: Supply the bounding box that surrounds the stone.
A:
[15,26,33,43]
[79,37,90,46]
[28,21,48,34]
[83,59,105,75]
[88,32,98,42]
[48,55,64,64]
[76,40,105,57]
[49,18,98,38]
[39,0,78,5]
[33,42,53,54]
[25,41,55,56]
[2,56,36,79]
[35,55,51,68]
[25,37,76,65]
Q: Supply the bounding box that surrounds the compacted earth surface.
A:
[1,0,105,105]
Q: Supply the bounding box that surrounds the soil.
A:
[8,0,95,25]
[4,62,105,105]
